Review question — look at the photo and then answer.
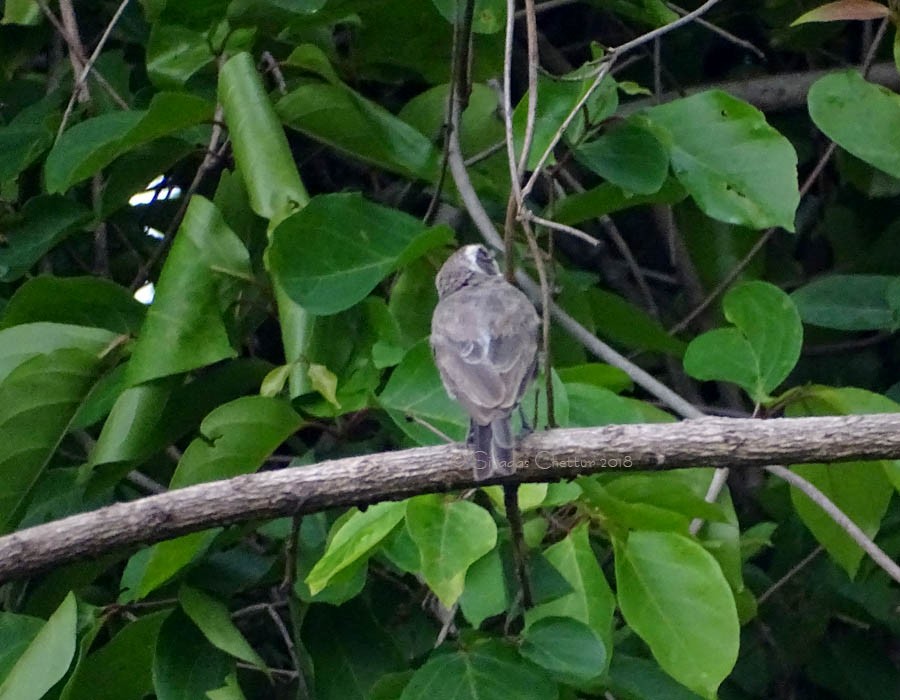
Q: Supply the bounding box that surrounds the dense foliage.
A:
[1,0,899,698]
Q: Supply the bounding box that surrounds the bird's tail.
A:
[471,417,516,481]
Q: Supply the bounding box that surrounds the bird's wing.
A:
[431,284,538,421]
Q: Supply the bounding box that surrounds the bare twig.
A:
[666,2,766,60]
[766,465,900,584]
[4,414,900,582]
[757,546,823,605]
[56,0,132,140]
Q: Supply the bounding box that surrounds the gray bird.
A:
[431,244,539,480]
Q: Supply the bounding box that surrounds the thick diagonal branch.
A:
[1,414,900,583]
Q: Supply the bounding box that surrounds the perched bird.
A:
[430,244,539,480]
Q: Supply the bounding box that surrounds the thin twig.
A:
[525,211,601,247]
[766,465,900,584]
[56,0,132,140]
[757,546,823,605]
[666,2,766,60]
[129,103,227,291]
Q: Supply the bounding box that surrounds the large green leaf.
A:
[400,639,557,700]
[607,654,704,700]
[808,70,900,178]
[0,593,77,700]
[306,500,407,595]
[0,276,145,333]
[179,586,267,674]
[45,92,213,192]
[269,193,451,315]
[791,274,900,331]
[519,616,607,685]
[513,72,618,171]
[88,360,271,478]
[0,101,56,181]
[146,23,214,89]
[0,322,115,384]
[0,339,116,531]
[277,82,442,182]
[133,396,301,597]
[0,195,91,282]
[430,0,505,33]
[60,610,168,700]
[126,196,252,385]
[614,531,739,700]
[575,120,669,195]
[645,91,799,230]
[152,611,230,700]
[525,523,615,660]
[0,614,44,681]
[406,495,498,607]
[684,281,802,402]
[219,52,309,224]
[378,340,469,446]
[786,386,898,575]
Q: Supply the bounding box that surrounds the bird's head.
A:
[435,244,501,298]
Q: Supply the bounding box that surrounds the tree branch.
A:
[2,414,900,583]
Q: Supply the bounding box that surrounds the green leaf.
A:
[133,396,301,597]
[378,340,469,445]
[0,322,116,384]
[170,396,302,488]
[1,276,145,333]
[607,654,705,700]
[152,611,230,700]
[146,23,214,89]
[459,547,508,628]
[270,193,451,315]
[792,0,889,25]
[519,616,607,685]
[306,500,407,595]
[206,673,247,700]
[45,92,213,192]
[0,344,115,531]
[684,281,802,402]
[430,0,506,33]
[786,387,897,575]
[514,72,618,170]
[575,120,669,194]
[792,274,899,330]
[405,495,498,607]
[179,586,267,674]
[60,610,168,700]
[525,523,616,660]
[549,178,687,225]
[400,639,557,700]
[0,195,91,282]
[126,196,252,385]
[0,614,44,680]
[88,360,271,478]
[0,103,56,180]
[277,83,442,182]
[790,460,892,576]
[645,91,799,230]
[2,0,41,25]
[587,288,686,356]
[307,363,341,407]
[808,70,900,178]
[0,593,77,700]
[614,531,739,699]
[219,52,309,224]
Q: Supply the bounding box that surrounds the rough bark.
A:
[1,413,900,583]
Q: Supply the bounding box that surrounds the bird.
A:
[430,244,540,480]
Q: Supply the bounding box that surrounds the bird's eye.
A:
[475,248,497,274]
